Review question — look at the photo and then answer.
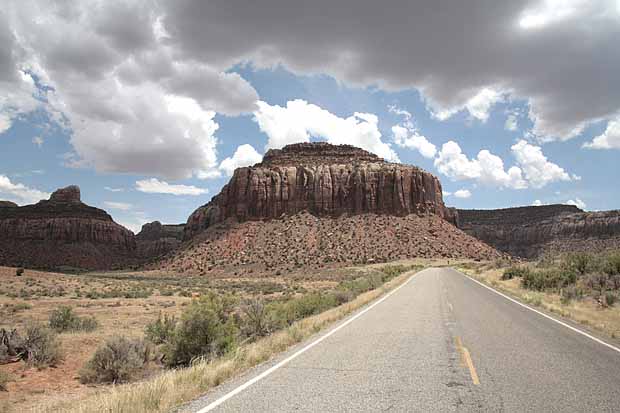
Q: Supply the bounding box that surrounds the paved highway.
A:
[184,268,620,412]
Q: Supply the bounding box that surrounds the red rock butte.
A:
[185,142,456,240]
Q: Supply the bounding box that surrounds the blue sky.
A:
[1,1,619,232]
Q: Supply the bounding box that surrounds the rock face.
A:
[457,205,620,258]
[185,142,455,240]
[0,186,136,270]
[0,201,17,208]
[136,221,184,259]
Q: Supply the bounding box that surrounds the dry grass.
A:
[34,268,419,413]
[458,265,620,339]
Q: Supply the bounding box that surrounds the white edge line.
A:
[195,270,421,412]
[456,269,620,355]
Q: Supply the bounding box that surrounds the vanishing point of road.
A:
[184,267,620,412]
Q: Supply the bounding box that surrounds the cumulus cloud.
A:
[1,1,259,179]
[583,119,620,150]
[510,140,570,188]
[32,136,43,148]
[434,139,570,189]
[390,106,436,158]
[254,100,399,162]
[219,144,263,176]
[104,187,124,192]
[454,189,472,199]
[566,198,586,210]
[160,0,620,142]
[532,199,544,206]
[0,175,49,205]
[103,201,133,211]
[135,178,208,196]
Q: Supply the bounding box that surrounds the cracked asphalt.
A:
[183,267,620,412]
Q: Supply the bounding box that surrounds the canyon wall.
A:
[457,205,620,258]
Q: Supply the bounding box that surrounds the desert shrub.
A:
[583,273,610,293]
[563,252,593,275]
[501,266,530,280]
[145,313,177,345]
[79,336,149,384]
[49,306,99,333]
[604,292,617,307]
[379,265,410,280]
[0,370,13,391]
[603,252,620,276]
[3,302,32,314]
[164,294,238,367]
[560,285,584,304]
[15,268,24,277]
[332,289,354,305]
[521,268,576,292]
[241,298,273,338]
[21,323,63,368]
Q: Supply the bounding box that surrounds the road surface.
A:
[184,267,620,412]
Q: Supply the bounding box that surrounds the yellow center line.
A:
[454,336,480,385]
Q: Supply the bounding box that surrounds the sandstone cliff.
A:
[157,143,500,275]
[0,186,136,270]
[185,142,455,240]
[457,205,620,258]
[136,221,184,259]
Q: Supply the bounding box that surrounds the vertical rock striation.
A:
[185,142,455,240]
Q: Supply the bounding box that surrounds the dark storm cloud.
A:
[161,0,620,140]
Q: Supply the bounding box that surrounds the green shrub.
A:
[521,268,576,292]
[604,292,617,307]
[241,298,273,338]
[49,306,99,333]
[21,322,63,368]
[560,285,584,304]
[164,294,238,367]
[145,313,177,345]
[563,252,592,275]
[501,266,530,280]
[79,336,149,384]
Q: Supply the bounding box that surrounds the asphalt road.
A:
[184,268,620,412]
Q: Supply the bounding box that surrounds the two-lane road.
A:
[185,268,620,412]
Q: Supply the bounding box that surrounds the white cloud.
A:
[454,189,472,199]
[390,107,437,158]
[442,191,452,197]
[0,175,49,205]
[135,178,208,196]
[219,144,263,176]
[583,118,620,149]
[532,199,544,206]
[434,139,570,189]
[510,140,570,188]
[254,100,399,162]
[32,136,44,148]
[104,186,124,192]
[566,198,586,210]
[103,201,132,211]
[433,88,503,122]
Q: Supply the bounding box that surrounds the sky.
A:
[1,0,619,232]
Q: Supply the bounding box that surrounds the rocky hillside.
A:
[159,212,501,275]
[457,205,620,258]
[136,221,184,259]
[185,142,456,240]
[159,143,500,275]
[0,186,136,270]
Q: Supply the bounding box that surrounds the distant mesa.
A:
[0,185,136,270]
[457,204,620,258]
[0,201,17,208]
